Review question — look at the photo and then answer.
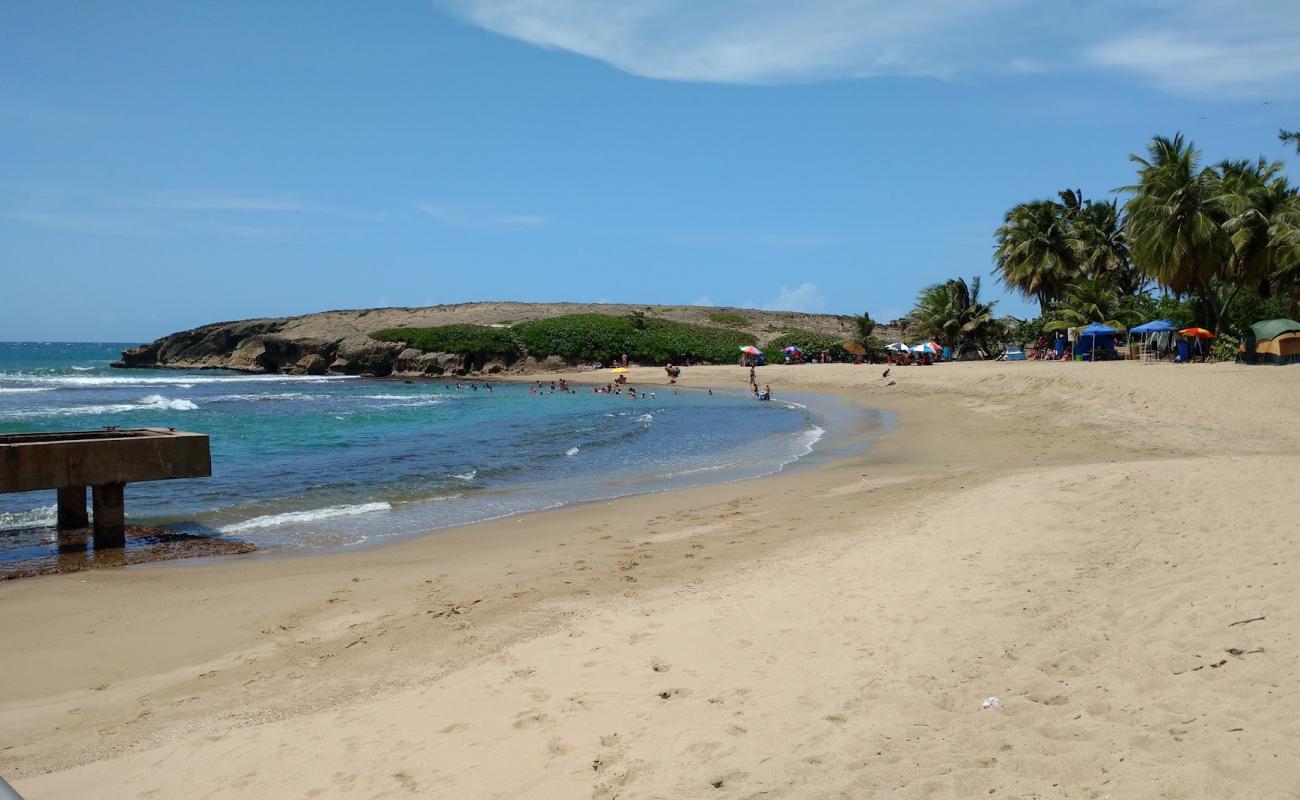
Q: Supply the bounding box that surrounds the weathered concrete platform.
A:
[0,428,211,548]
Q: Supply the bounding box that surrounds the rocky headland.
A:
[114,302,885,378]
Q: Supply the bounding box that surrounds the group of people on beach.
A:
[746,365,773,401]
[884,351,936,367]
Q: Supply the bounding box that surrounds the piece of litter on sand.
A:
[981,697,1003,710]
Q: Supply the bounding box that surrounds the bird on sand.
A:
[882,368,891,378]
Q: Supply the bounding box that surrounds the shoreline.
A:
[2,370,854,576]
[3,362,1299,798]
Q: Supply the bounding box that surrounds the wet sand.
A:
[0,526,255,581]
[2,361,1298,798]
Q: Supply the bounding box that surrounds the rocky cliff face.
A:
[114,301,870,377]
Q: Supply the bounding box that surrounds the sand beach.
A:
[3,361,1299,798]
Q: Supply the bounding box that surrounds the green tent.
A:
[1249,319,1300,342]
[1242,319,1300,365]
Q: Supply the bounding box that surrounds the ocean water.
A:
[0,342,836,559]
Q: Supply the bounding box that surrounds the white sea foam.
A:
[220,501,392,533]
[0,394,198,419]
[795,425,825,457]
[452,470,477,481]
[139,394,198,411]
[0,387,54,394]
[0,504,57,531]
[70,366,95,371]
[635,413,654,423]
[565,446,580,456]
[208,392,323,402]
[0,373,358,388]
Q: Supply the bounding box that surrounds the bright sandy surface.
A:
[2,361,1299,799]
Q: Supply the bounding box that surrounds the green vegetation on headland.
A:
[706,311,750,327]
[516,314,757,364]
[372,314,758,365]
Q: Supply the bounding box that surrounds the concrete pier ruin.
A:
[0,428,211,548]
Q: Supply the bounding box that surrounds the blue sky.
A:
[3,0,1298,342]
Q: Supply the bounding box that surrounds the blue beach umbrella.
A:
[1130,319,1178,334]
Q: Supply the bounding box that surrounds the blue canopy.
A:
[1079,323,1118,335]
[1130,319,1178,333]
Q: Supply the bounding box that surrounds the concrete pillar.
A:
[92,483,126,549]
[57,485,89,529]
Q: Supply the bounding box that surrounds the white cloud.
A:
[1086,26,1300,97]
[136,194,312,212]
[437,0,1300,97]
[417,203,549,229]
[763,283,826,313]
[437,0,1019,84]
[495,213,550,228]
[3,210,134,235]
[1006,57,1053,75]
[193,220,296,239]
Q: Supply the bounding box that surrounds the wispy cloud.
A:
[437,0,1010,84]
[191,220,298,239]
[3,210,135,235]
[437,0,1300,97]
[762,283,827,313]
[417,203,550,229]
[1087,27,1300,97]
[133,194,313,212]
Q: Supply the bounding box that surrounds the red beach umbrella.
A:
[1179,327,1214,339]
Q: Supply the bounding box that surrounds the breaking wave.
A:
[0,394,197,419]
[219,501,393,533]
[0,505,57,532]
[0,373,358,389]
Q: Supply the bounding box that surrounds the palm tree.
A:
[1043,277,1142,332]
[1121,134,1229,332]
[1072,199,1143,295]
[851,311,876,344]
[911,276,999,356]
[994,199,1078,315]
[1215,159,1300,326]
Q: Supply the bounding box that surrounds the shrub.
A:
[765,330,883,362]
[371,325,521,357]
[1208,334,1240,363]
[707,311,750,327]
[638,318,756,363]
[513,314,755,364]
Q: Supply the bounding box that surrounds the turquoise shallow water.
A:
[0,342,852,560]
